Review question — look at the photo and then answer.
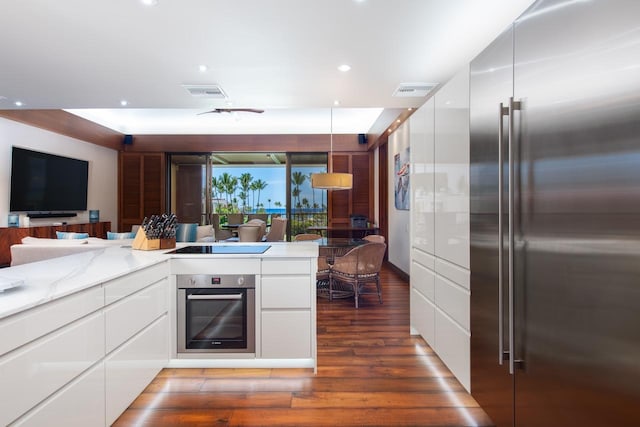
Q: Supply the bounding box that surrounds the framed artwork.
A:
[394,147,410,210]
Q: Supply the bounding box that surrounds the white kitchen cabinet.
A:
[409,65,471,392]
[261,311,312,359]
[260,258,315,364]
[12,361,105,427]
[105,278,168,353]
[0,311,105,426]
[434,64,470,270]
[410,96,436,255]
[105,314,168,426]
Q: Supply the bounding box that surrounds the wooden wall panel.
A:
[119,153,165,232]
[123,134,364,153]
[351,153,371,218]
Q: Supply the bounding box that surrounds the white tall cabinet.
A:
[410,64,471,391]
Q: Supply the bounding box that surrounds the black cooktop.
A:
[168,245,271,255]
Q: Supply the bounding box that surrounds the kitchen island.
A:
[0,242,318,427]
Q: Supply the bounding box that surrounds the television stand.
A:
[27,213,78,219]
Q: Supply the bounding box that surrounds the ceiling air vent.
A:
[392,83,436,97]
[182,84,228,99]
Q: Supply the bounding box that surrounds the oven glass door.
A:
[185,288,249,350]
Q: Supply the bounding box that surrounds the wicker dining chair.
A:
[363,234,385,243]
[329,242,386,308]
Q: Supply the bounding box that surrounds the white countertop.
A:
[0,242,318,321]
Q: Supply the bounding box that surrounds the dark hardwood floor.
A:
[113,264,492,426]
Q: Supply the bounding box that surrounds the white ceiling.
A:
[0,0,535,134]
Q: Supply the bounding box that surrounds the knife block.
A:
[132,228,176,251]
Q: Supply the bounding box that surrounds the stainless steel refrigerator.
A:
[469,0,640,425]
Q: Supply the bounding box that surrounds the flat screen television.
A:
[10,147,89,213]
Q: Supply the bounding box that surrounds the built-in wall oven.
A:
[177,274,255,354]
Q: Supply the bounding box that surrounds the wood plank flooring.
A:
[113,264,492,426]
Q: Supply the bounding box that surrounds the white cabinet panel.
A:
[171,258,260,275]
[434,309,470,392]
[410,98,436,255]
[261,276,311,309]
[434,274,470,331]
[12,361,105,427]
[105,279,168,353]
[105,314,168,426]
[434,65,470,269]
[410,289,436,345]
[262,258,312,275]
[410,260,435,302]
[0,286,103,357]
[0,312,104,426]
[105,261,168,305]
[434,257,470,290]
[261,311,311,359]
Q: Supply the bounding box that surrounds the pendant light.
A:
[311,108,353,190]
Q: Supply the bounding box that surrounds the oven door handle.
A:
[187,294,243,300]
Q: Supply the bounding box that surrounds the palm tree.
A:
[239,173,253,212]
[267,198,272,210]
[252,179,268,212]
[291,171,306,210]
[218,172,234,206]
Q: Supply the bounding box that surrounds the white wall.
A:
[0,117,117,229]
[387,121,411,274]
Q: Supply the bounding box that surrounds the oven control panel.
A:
[176,274,255,289]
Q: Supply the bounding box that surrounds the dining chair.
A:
[248,213,268,223]
[264,217,287,242]
[210,214,232,241]
[363,234,385,243]
[293,233,322,241]
[246,219,267,240]
[329,242,386,308]
[237,224,262,242]
[226,213,245,225]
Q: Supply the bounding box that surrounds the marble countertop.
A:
[0,242,318,321]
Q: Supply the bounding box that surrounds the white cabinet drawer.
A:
[0,286,103,357]
[12,361,105,427]
[434,309,470,392]
[262,258,311,275]
[261,311,311,359]
[105,278,168,353]
[106,314,168,426]
[410,260,435,302]
[0,311,104,426]
[434,274,469,331]
[104,261,168,305]
[410,289,436,346]
[261,276,311,309]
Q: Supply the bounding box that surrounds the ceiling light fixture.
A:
[337,64,351,72]
[333,100,340,106]
[141,0,158,6]
[15,101,23,107]
[198,64,208,72]
[120,100,128,106]
[311,108,353,191]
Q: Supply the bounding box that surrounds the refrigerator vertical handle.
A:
[498,102,508,365]
[508,96,521,375]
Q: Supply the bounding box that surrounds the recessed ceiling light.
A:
[120,100,128,106]
[198,64,208,72]
[407,107,413,111]
[333,100,340,106]
[15,101,23,107]
[141,0,158,6]
[337,64,351,72]
[396,119,401,123]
